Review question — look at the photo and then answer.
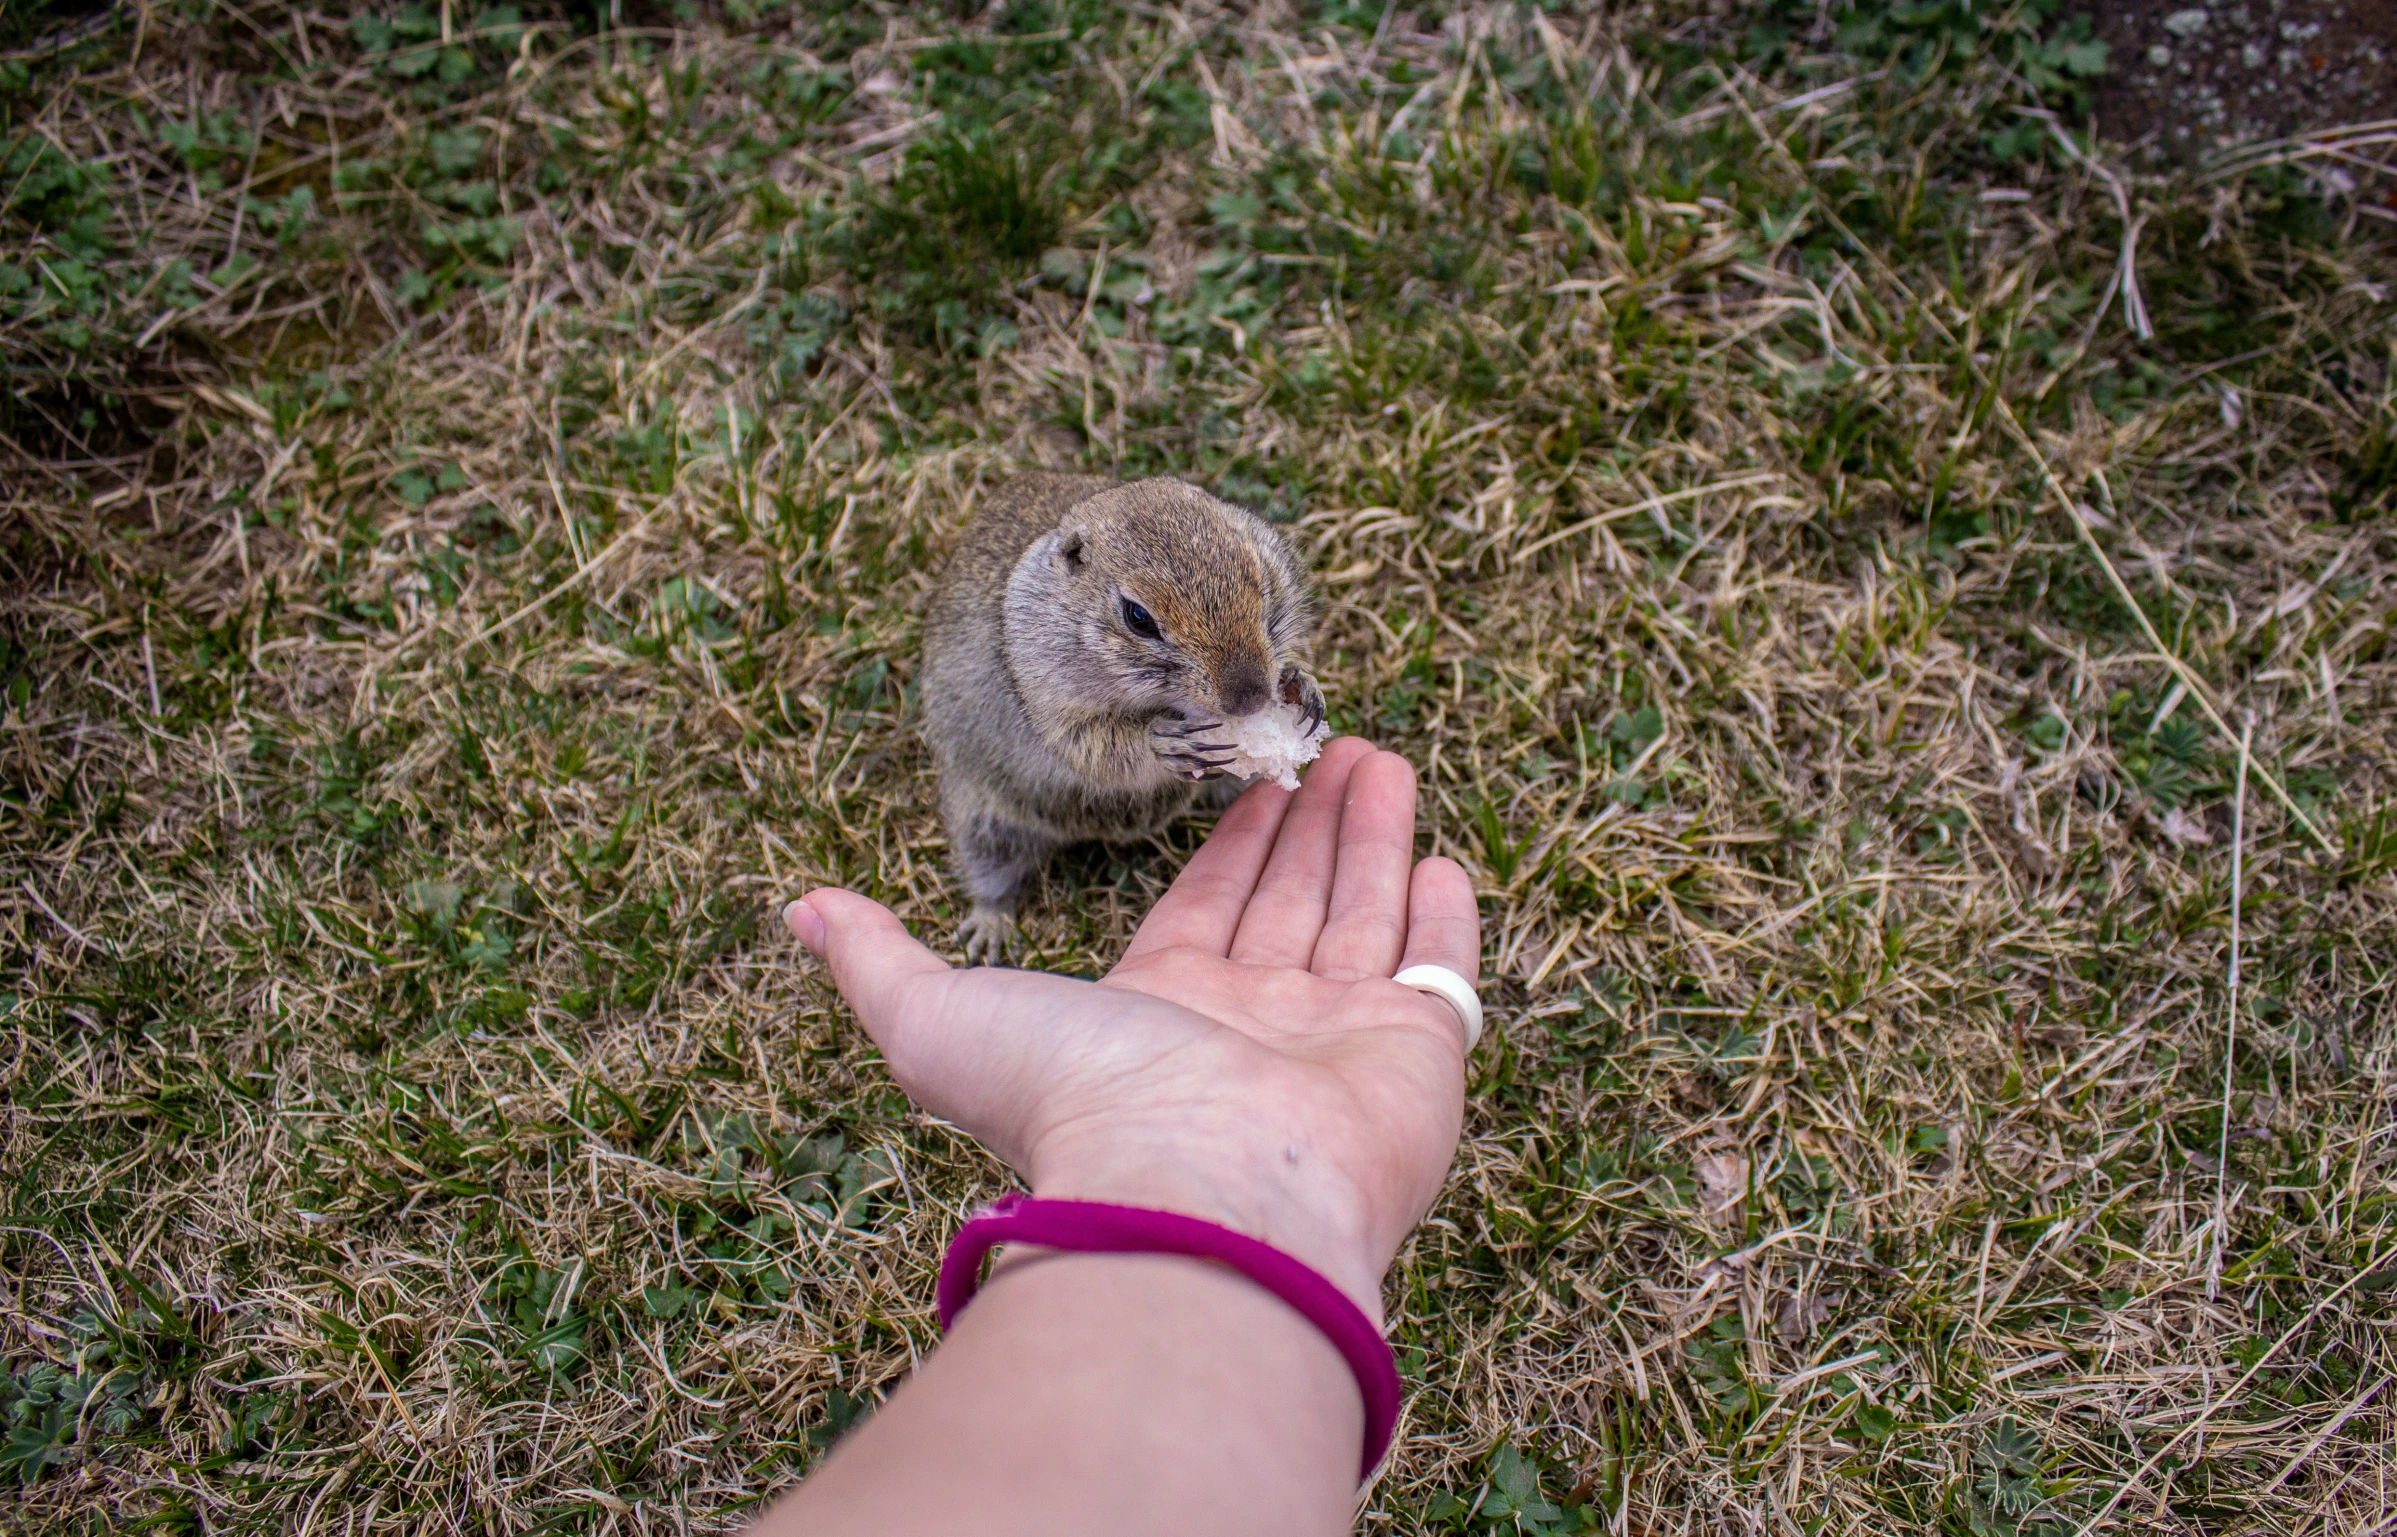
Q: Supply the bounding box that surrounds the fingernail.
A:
[783,898,826,956]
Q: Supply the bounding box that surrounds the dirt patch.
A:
[2077,0,2397,158]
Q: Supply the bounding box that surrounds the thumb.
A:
[785,888,952,1051]
[786,889,1071,1155]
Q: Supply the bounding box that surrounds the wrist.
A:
[776,1241,1365,1535]
[1023,1148,1388,1324]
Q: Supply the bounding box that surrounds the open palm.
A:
[785,737,1481,1314]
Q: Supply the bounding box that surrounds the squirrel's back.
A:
[923,473,1117,674]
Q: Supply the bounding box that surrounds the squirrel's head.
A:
[1003,478,1315,728]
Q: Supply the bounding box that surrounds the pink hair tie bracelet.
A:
[935,1194,1403,1481]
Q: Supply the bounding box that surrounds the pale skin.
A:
[752,737,1480,1537]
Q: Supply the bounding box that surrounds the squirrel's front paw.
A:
[1279,666,1326,733]
[958,906,1019,966]
[1148,714,1234,782]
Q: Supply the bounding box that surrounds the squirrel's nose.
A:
[1215,656,1272,717]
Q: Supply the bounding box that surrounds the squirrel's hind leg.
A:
[950,808,1055,965]
[957,907,1019,967]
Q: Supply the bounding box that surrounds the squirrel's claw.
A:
[1161,748,1234,781]
[958,907,1019,966]
[1279,667,1326,734]
[1150,716,1233,782]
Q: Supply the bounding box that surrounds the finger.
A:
[790,891,1125,1163]
[786,889,952,1051]
[1116,776,1295,963]
[1227,736,1378,968]
[1396,857,1481,983]
[1308,751,1421,980]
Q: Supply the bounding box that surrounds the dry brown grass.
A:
[3,2,2395,1532]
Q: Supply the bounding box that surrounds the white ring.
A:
[1392,964,1483,1053]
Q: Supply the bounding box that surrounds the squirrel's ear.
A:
[1056,525,1088,572]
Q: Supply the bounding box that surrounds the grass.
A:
[4,1,2395,1532]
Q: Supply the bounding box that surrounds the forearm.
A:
[754,1249,1364,1537]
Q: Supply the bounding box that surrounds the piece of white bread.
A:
[1219,702,1327,790]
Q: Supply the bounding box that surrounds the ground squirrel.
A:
[921,474,1324,961]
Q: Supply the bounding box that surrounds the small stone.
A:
[2242,42,2265,68]
[1694,1154,1749,1218]
[2163,8,2210,38]
[1776,1295,1830,1342]
[2148,44,2174,66]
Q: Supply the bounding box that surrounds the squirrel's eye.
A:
[1119,596,1162,640]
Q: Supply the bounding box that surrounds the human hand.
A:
[784,737,1479,1317]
